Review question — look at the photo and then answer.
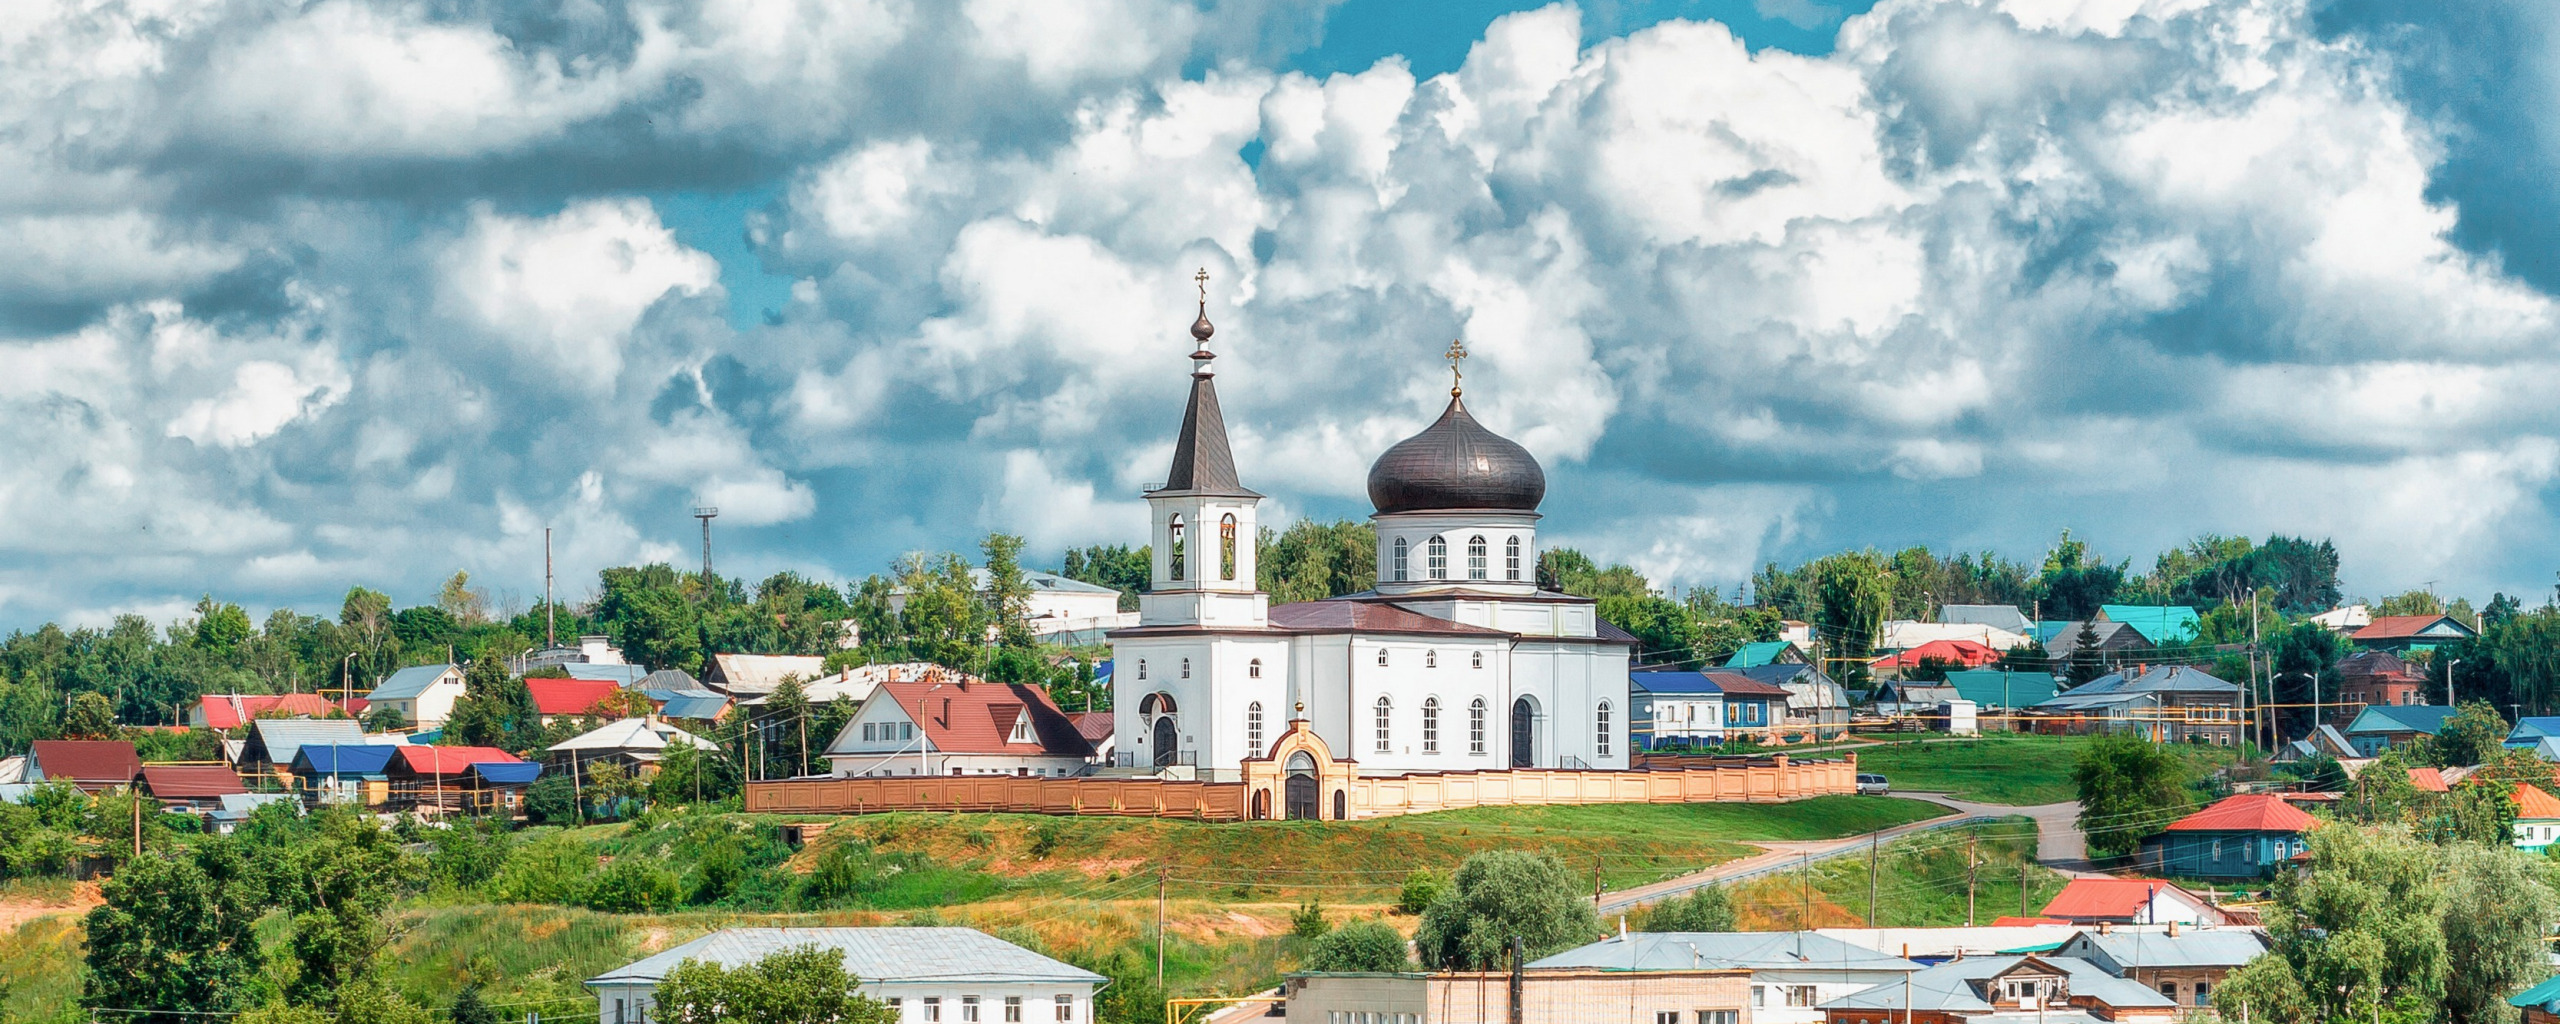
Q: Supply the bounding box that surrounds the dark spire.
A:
[1157,269,1259,498]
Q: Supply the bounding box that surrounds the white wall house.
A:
[823,674,1094,777]
[1108,304,1631,792]
[1530,932,1926,1024]
[587,927,1104,1024]
[363,664,466,728]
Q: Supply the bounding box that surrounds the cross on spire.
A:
[1195,267,1210,303]
[1445,338,1468,397]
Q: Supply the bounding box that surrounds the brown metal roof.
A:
[29,740,140,789]
[139,765,249,799]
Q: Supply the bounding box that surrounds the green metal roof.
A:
[1724,641,1794,668]
[2098,605,2202,644]
[1942,669,2061,708]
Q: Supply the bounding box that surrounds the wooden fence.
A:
[743,755,1855,821]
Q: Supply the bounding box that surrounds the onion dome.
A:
[1365,395,1545,514]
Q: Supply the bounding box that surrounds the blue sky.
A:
[4,0,2558,629]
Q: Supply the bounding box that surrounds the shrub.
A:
[1292,899,1331,939]
[1396,870,1444,915]
[428,819,516,891]
[1634,886,1732,932]
[1304,920,1410,972]
[523,774,578,826]
[582,858,681,913]
[487,835,594,905]
[1413,851,1600,969]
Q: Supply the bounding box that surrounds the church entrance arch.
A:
[1283,752,1319,820]
[1152,716,1179,768]
[1251,789,1271,820]
[1511,697,1536,768]
[1141,693,1179,768]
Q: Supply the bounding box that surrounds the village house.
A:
[1878,622,2033,657]
[2334,651,2427,713]
[25,739,141,793]
[550,718,720,775]
[587,927,1104,1024]
[526,677,627,725]
[239,718,367,780]
[2039,621,2153,668]
[2095,606,2201,645]
[2342,705,2459,756]
[1285,967,1752,1024]
[2512,784,2560,853]
[189,692,352,730]
[1630,671,1790,749]
[2031,667,2240,745]
[387,745,535,816]
[1729,663,1854,741]
[364,664,467,728]
[1819,954,2178,1024]
[2039,880,2230,927]
[2513,975,2560,1024]
[824,675,1093,777]
[2348,614,2478,653]
[291,744,400,808]
[137,765,248,815]
[2508,717,2560,749]
[2050,929,2266,1010]
[1941,605,2034,636]
[2138,794,2316,880]
[701,653,830,699]
[1529,931,1923,1024]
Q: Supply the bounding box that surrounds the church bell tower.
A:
[1141,270,1268,629]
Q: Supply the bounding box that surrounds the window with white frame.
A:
[1470,698,1487,754]
[1392,537,1408,581]
[1011,715,1030,742]
[1699,1013,1738,1024]
[1428,536,1447,579]
[1375,696,1393,752]
[1006,997,1023,1023]
[926,999,943,1022]
[1597,701,1612,756]
[1467,535,1488,580]
[1657,1013,1679,1024]
[1505,537,1522,580]
[1785,986,1817,1007]
[864,723,877,740]
[1422,698,1441,752]
[1055,996,1073,1023]
[1220,514,1238,581]
[963,997,980,1022]
[1247,702,1264,752]
[1377,648,1389,667]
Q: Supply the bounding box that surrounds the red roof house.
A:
[138,765,249,812]
[1871,639,2000,670]
[2163,793,2322,834]
[388,745,531,815]
[823,674,1093,777]
[2408,768,2450,793]
[191,693,349,730]
[27,739,142,793]
[392,745,524,775]
[525,678,624,721]
[2040,878,2228,925]
[2349,614,2478,650]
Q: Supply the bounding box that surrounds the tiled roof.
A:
[2163,794,2319,833]
[139,765,246,799]
[864,678,1090,758]
[590,927,1106,988]
[1267,601,1512,636]
[526,677,623,716]
[2408,768,2449,792]
[29,740,140,787]
[197,693,346,729]
[393,745,525,775]
[368,664,458,701]
[2515,784,2560,821]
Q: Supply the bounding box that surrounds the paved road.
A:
[1593,793,2093,915]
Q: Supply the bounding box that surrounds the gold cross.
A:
[1445,338,1468,396]
[1195,267,1210,303]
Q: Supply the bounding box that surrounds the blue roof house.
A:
[1630,671,1792,749]
[2098,605,2203,645]
[2509,717,2560,749]
[2343,705,2460,756]
[290,744,401,807]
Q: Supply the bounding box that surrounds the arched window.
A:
[1374,696,1393,753]
[1596,701,1613,757]
[1467,535,1487,580]
[1168,515,1186,581]
[1180,658,1192,680]
[1137,660,1147,680]
[1220,514,1238,580]
[1427,536,1447,579]
[1247,701,1265,753]
[1377,648,1389,667]
[1392,537,1408,581]
[1469,698,1487,754]
[1471,651,1484,669]
[1248,658,1263,679]
[1505,537,1522,580]
[1422,698,1441,753]
[1426,650,1438,669]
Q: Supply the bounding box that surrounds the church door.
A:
[1284,753,1318,820]
[1152,716,1179,768]
[1511,698,1535,768]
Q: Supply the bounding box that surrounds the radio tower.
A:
[692,504,719,583]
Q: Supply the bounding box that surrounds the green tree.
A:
[1305,919,1413,972]
[982,533,1037,650]
[2441,841,2560,1024]
[2217,826,2459,1024]
[1396,870,1445,915]
[62,691,117,738]
[193,595,255,655]
[2072,734,2195,860]
[1634,885,1733,932]
[2422,701,2509,768]
[653,945,900,1024]
[651,742,743,805]
[449,984,500,1024]
[1293,898,1331,938]
[2062,619,2107,688]
[444,656,540,754]
[1413,851,1601,969]
[1260,520,1379,604]
[1059,544,1150,611]
[277,812,405,1005]
[82,843,265,1021]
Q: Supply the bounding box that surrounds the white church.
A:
[1107,284,1634,801]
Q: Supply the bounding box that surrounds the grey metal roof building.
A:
[245,718,366,768]
[2051,930,2267,973]
[369,663,459,701]
[1817,954,2174,1014]
[1530,932,1923,973]
[588,927,1107,988]
[1941,605,2033,635]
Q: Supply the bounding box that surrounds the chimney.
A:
[2167,921,2179,937]
[2098,921,2111,935]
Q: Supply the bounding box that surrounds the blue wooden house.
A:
[2138,793,2318,879]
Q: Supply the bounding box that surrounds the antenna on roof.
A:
[693,504,720,584]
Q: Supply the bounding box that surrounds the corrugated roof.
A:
[2041,879,2208,922]
[139,765,246,799]
[2346,705,2459,735]
[471,762,542,784]
[29,740,140,787]
[2515,784,2560,821]
[1723,641,1796,668]
[550,718,718,753]
[2164,794,2319,833]
[393,745,525,775]
[2096,605,2202,644]
[2352,615,2477,641]
[2510,974,2560,1013]
[1872,639,1999,669]
[708,654,830,695]
[1529,932,1922,972]
[1941,605,2032,633]
[587,927,1107,987]
[369,664,459,701]
[562,663,650,685]
[293,744,402,775]
[2510,717,2560,744]
[658,694,731,720]
[1817,955,2172,1012]
[639,669,701,691]
[2058,930,2266,970]
[251,719,367,767]
[1069,712,1115,743]
[1941,670,2060,709]
[526,677,623,716]
[197,693,346,729]
[2408,768,2449,792]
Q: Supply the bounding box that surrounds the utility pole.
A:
[1800,853,1812,929]
[1866,835,1880,927]
[1965,835,1979,927]
[544,527,556,650]
[2020,862,2030,918]
[1593,858,1603,901]
[693,504,720,584]
[1156,862,1169,993]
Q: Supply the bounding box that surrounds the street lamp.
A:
[2446,658,2463,709]
[340,652,358,705]
[2275,671,2316,746]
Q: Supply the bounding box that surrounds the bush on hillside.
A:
[523,774,577,825]
[1304,920,1411,972]
[487,834,594,905]
[1635,886,1733,932]
[582,858,681,913]
[1292,899,1331,938]
[1414,851,1601,969]
[1396,870,1444,915]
